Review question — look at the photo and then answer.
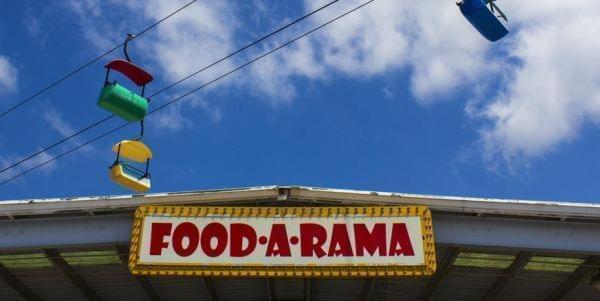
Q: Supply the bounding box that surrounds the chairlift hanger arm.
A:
[485,0,508,21]
[123,34,135,62]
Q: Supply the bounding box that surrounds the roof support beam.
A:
[547,255,600,300]
[266,278,276,301]
[360,278,376,301]
[201,278,219,301]
[4,214,600,254]
[421,246,460,301]
[484,251,534,301]
[0,262,41,301]
[114,245,160,301]
[304,278,311,301]
[42,248,101,301]
[433,214,600,254]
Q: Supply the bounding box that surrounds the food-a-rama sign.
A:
[129,206,436,277]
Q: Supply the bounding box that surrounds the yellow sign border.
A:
[129,206,436,277]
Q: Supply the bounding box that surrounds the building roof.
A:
[0,186,598,300]
[2,185,600,220]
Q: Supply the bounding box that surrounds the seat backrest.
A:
[105,59,154,86]
[459,0,509,42]
[110,164,150,192]
[122,162,148,179]
[113,140,153,162]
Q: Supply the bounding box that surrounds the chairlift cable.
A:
[146,0,340,99]
[0,0,340,176]
[0,0,375,187]
[0,0,198,120]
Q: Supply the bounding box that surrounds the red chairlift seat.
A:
[105,59,154,87]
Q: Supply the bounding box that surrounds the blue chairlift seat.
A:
[459,0,509,42]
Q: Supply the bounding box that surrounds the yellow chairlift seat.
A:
[109,140,152,193]
[110,164,150,193]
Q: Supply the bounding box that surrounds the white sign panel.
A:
[129,206,436,277]
[139,216,424,266]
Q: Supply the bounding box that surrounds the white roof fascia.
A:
[1,185,599,220]
[0,186,279,217]
[291,186,600,219]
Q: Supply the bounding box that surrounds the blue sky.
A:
[0,0,599,202]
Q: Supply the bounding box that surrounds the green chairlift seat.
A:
[98,83,148,122]
[97,59,153,122]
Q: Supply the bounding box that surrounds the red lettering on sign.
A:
[300,223,327,258]
[230,223,257,257]
[149,223,172,255]
[354,223,386,256]
[389,223,415,256]
[266,224,291,257]
[172,222,199,257]
[328,224,353,257]
[145,220,419,260]
[201,223,228,257]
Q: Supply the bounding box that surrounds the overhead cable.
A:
[0,0,198,119]
[0,0,375,187]
[0,0,340,176]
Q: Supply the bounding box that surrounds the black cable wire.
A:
[0,115,116,174]
[0,0,375,187]
[0,0,340,176]
[0,0,198,120]
[147,0,340,98]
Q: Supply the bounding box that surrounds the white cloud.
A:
[303,0,490,102]
[237,0,489,104]
[43,105,76,137]
[479,0,600,166]
[64,0,124,50]
[0,105,76,183]
[65,0,600,169]
[151,103,192,132]
[22,10,49,46]
[0,56,18,93]
[150,95,222,132]
[247,38,324,104]
[132,0,238,86]
[308,0,410,75]
[67,0,238,88]
[382,86,394,99]
[66,0,235,131]
[191,97,223,123]
[0,102,102,183]
[42,104,96,154]
[305,0,600,167]
[23,13,42,38]
[0,150,57,182]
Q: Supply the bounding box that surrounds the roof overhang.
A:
[1,186,599,254]
[2,185,599,220]
[1,186,600,300]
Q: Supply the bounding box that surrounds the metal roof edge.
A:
[290,186,600,219]
[0,186,280,217]
[1,185,599,219]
